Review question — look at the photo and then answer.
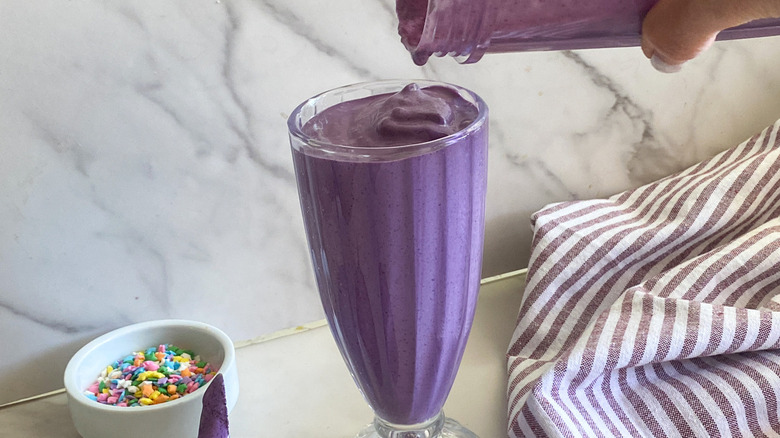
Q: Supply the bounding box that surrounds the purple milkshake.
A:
[288,81,487,437]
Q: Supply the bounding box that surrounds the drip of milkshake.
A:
[197,374,229,438]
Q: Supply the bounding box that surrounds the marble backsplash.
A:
[2,0,780,404]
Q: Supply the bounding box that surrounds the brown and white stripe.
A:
[507,119,780,437]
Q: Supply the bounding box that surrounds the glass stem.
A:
[373,411,445,438]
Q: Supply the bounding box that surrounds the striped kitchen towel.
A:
[507,119,780,437]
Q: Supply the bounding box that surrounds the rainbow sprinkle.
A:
[84,344,217,407]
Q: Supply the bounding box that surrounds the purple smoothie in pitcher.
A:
[289,82,488,425]
[397,0,780,64]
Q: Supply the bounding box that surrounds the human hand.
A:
[641,0,780,72]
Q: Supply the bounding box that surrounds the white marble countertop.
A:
[0,272,527,437]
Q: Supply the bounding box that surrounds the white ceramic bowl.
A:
[64,319,239,438]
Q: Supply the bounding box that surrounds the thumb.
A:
[641,0,720,72]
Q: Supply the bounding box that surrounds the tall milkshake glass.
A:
[288,80,488,438]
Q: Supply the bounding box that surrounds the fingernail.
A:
[651,54,683,73]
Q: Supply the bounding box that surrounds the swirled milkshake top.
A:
[301,83,478,147]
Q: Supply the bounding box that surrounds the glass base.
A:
[356,412,478,438]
